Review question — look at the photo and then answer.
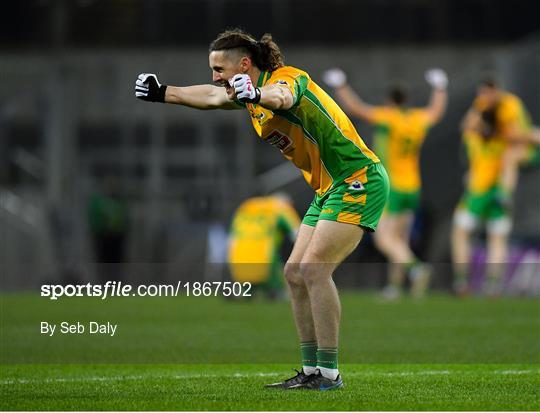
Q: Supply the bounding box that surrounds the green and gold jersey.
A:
[473,92,540,168]
[229,196,300,248]
[228,196,300,283]
[473,92,533,137]
[240,66,380,196]
[463,130,506,194]
[371,107,432,193]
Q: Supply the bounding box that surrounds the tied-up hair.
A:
[209,29,284,72]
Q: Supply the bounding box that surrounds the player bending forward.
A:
[135,29,389,390]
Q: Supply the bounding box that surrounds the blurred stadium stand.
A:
[2,0,539,48]
[1,0,539,289]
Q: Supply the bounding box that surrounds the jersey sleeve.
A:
[462,130,477,144]
[270,67,309,107]
[498,96,522,135]
[370,107,392,125]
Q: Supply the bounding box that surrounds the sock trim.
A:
[301,341,318,368]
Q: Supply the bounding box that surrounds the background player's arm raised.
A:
[424,68,448,124]
[322,68,377,123]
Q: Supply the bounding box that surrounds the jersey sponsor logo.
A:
[321,208,334,215]
[348,180,364,191]
[275,80,289,86]
[265,130,293,152]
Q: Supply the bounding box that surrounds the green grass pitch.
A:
[1,292,539,410]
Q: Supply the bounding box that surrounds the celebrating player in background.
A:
[323,68,448,299]
[135,29,389,390]
[452,108,510,296]
[454,78,540,296]
[228,193,300,300]
[462,77,540,206]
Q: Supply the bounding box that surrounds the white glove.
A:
[230,74,261,103]
[425,68,448,90]
[135,73,167,102]
[322,68,347,88]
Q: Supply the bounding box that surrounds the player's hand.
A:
[322,68,347,88]
[230,74,261,103]
[224,82,237,101]
[425,68,448,90]
[135,73,167,102]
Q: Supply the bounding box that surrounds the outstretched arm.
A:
[165,84,240,110]
[135,73,240,110]
[322,69,376,123]
[424,68,448,124]
[503,124,540,144]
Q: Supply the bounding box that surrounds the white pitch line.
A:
[373,370,451,377]
[1,369,538,385]
[495,369,540,375]
[0,372,282,385]
[0,375,147,385]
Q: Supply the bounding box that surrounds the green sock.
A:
[300,341,317,368]
[316,348,338,369]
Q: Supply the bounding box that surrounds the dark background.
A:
[3,0,540,48]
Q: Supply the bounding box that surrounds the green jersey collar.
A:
[257,71,272,87]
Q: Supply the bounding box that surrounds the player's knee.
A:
[284,262,303,286]
[453,210,477,233]
[298,261,331,289]
[486,217,512,236]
